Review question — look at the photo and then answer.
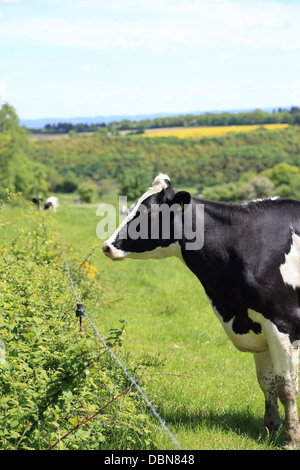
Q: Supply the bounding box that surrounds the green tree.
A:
[262,162,300,186]
[0,133,14,195]
[0,103,42,199]
[118,169,151,202]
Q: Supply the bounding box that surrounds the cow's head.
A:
[102,174,192,261]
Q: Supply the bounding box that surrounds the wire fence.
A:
[63,250,182,451]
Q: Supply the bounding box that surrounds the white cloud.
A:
[145,0,300,50]
[220,52,238,61]
[0,0,299,52]
[170,33,186,44]
[280,39,300,51]
[152,44,166,54]
[261,17,286,28]
[0,0,24,3]
[112,36,144,49]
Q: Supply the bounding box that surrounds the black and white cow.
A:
[44,196,59,212]
[31,196,43,209]
[103,173,300,449]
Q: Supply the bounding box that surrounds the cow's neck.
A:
[180,198,246,288]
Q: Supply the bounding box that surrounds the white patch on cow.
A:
[280,230,300,290]
[256,313,299,387]
[105,173,171,258]
[105,245,130,260]
[207,301,299,366]
[45,196,59,212]
[207,298,268,353]
[240,196,280,206]
[127,241,185,262]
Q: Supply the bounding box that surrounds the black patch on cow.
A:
[44,202,52,210]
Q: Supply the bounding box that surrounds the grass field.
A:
[42,196,289,450]
[144,123,289,139]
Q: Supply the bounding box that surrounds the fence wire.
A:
[63,250,182,451]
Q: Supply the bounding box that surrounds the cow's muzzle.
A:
[102,242,128,260]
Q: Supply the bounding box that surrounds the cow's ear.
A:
[172,190,191,210]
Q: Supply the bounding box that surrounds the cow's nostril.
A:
[103,244,111,254]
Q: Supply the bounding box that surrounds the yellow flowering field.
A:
[144,123,289,139]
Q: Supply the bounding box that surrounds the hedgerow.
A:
[0,205,155,450]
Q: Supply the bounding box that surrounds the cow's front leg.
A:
[266,322,300,449]
[254,351,281,433]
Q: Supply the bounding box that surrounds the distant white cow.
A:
[120,203,136,216]
[120,205,130,215]
[44,196,59,212]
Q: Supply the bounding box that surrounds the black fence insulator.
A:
[76,303,85,318]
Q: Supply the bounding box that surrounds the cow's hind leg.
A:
[254,351,281,434]
[265,322,300,449]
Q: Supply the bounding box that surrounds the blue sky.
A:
[0,0,300,120]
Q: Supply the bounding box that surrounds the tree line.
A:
[29,122,107,135]
[26,107,300,135]
[109,107,300,133]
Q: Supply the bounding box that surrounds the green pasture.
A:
[38,194,287,451]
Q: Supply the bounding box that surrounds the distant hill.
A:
[20,108,281,129]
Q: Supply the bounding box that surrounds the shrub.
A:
[238,176,274,201]
[0,206,155,450]
[77,181,97,203]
